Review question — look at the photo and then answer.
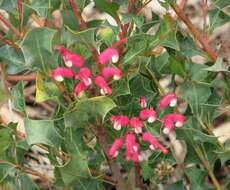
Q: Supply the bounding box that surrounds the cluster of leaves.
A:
[0,0,230,189]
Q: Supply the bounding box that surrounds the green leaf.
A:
[177,128,218,144]
[0,0,17,14]
[72,178,104,190]
[15,174,39,190]
[11,81,26,115]
[186,62,208,82]
[185,167,206,190]
[178,82,211,115]
[140,161,153,180]
[20,28,56,72]
[0,79,9,106]
[204,58,229,72]
[24,118,61,147]
[35,72,60,103]
[155,14,179,50]
[0,126,12,158]
[62,10,79,30]
[62,27,96,48]
[64,96,116,128]
[208,9,230,32]
[0,162,16,183]
[165,180,184,190]
[59,151,91,184]
[29,0,49,18]
[111,77,130,97]
[0,45,26,74]
[94,0,119,19]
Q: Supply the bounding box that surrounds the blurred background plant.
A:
[0,0,229,189]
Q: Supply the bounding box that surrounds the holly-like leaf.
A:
[29,0,49,18]
[64,96,116,129]
[94,0,119,19]
[20,28,56,72]
[204,58,229,72]
[62,27,96,48]
[59,151,91,184]
[35,72,60,103]
[0,45,27,74]
[155,14,179,50]
[11,81,26,115]
[178,82,211,115]
[185,167,206,190]
[111,77,130,97]
[24,118,61,147]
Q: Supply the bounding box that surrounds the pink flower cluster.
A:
[52,46,121,97]
[108,93,186,163]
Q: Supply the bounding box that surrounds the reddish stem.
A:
[6,73,37,81]
[17,0,23,27]
[68,0,87,30]
[0,12,22,38]
[136,0,152,16]
[0,33,20,50]
[93,124,130,190]
[171,3,218,61]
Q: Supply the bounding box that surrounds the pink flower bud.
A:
[139,108,157,123]
[142,132,168,154]
[75,67,92,86]
[159,93,177,109]
[165,113,186,128]
[74,82,88,97]
[110,115,129,130]
[98,48,119,64]
[139,96,147,108]
[52,67,75,82]
[94,76,112,95]
[102,67,122,80]
[130,117,144,134]
[161,117,175,134]
[125,133,139,163]
[57,46,84,68]
[108,138,123,158]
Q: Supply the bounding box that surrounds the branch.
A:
[170,3,217,62]
[0,160,52,182]
[93,124,130,190]
[68,0,87,30]
[17,0,23,27]
[0,33,20,50]
[0,12,22,38]
[136,0,152,16]
[6,73,37,81]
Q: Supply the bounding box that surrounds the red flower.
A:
[139,108,157,123]
[108,138,123,158]
[125,133,139,163]
[75,67,92,86]
[161,117,175,134]
[139,96,147,108]
[142,132,168,154]
[74,82,88,97]
[159,93,177,109]
[130,117,144,134]
[52,67,75,82]
[98,48,119,64]
[94,76,112,95]
[102,67,122,80]
[110,115,129,130]
[57,46,84,68]
[166,113,186,127]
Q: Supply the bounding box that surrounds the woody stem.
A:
[93,124,130,190]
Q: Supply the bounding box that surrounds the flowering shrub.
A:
[0,0,229,190]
